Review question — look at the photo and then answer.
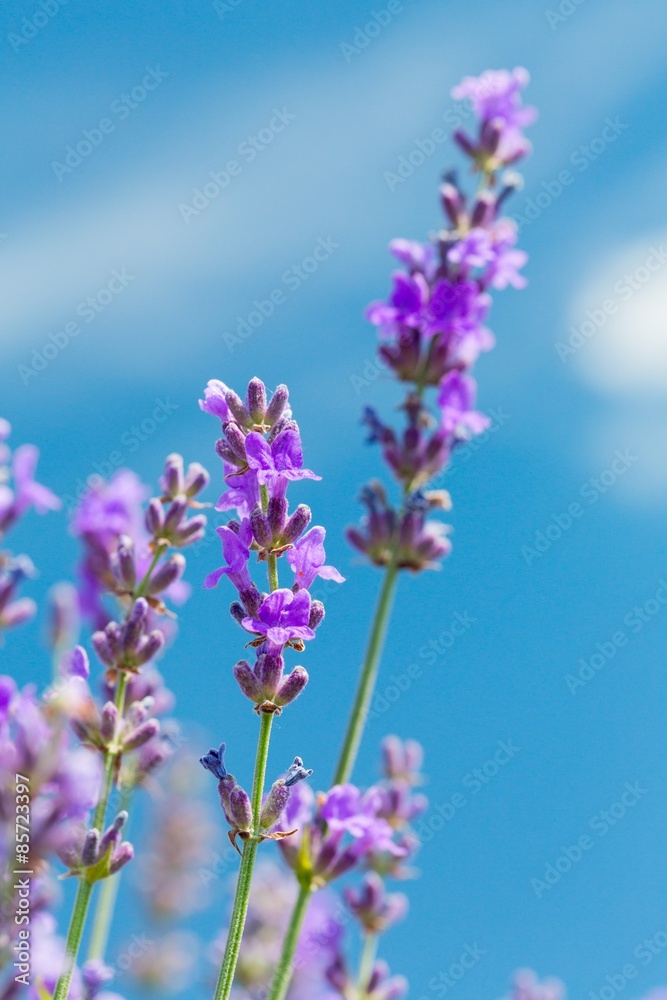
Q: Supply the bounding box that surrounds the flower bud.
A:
[281,504,311,544]
[173,515,206,547]
[440,181,464,226]
[82,829,101,867]
[265,384,289,426]
[148,554,186,595]
[274,666,308,707]
[246,377,267,422]
[229,602,246,625]
[229,786,253,832]
[163,496,187,536]
[100,701,118,743]
[267,496,287,536]
[109,842,134,875]
[233,660,263,703]
[133,630,165,666]
[184,462,209,498]
[308,601,325,629]
[160,454,184,498]
[215,438,243,467]
[116,535,137,589]
[145,498,165,537]
[98,811,128,860]
[223,422,248,462]
[224,389,252,428]
[123,718,160,752]
[92,632,116,669]
[471,190,496,227]
[255,651,284,698]
[122,599,148,653]
[259,782,289,831]
[250,508,273,548]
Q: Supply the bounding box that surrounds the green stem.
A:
[52,880,93,1000]
[267,552,279,593]
[268,562,400,1000]
[52,673,129,998]
[86,867,120,962]
[136,543,166,598]
[53,536,169,998]
[212,491,279,1000]
[266,883,312,1000]
[333,561,399,785]
[357,933,378,996]
[213,712,274,1000]
[87,786,132,961]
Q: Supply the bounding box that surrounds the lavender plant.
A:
[23,455,210,1000]
[253,65,537,1000]
[197,376,342,998]
[0,63,617,1000]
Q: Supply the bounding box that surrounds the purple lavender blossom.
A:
[9,445,61,519]
[203,519,254,592]
[199,379,233,424]
[0,678,102,872]
[242,589,315,652]
[71,470,147,548]
[287,527,345,590]
[451,67,537,165]
[345,871,408,933]
[276,778,408,887]
[215,466,260,519]
[437,371,490,438]
[351,68,533,573]
[0,430,61,537]
[245,428,321,490]
[321,785,403,855]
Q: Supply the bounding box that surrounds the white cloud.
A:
[569,236,667,394]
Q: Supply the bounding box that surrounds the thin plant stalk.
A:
[52,551,162,1000]
[211,483,278,1000]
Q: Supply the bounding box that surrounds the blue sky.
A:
[3,0,667,997]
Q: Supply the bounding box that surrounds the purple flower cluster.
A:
[276,735,425,889]
[0,674,101,870]
[452,67,537,167]
[0,420,60,633]
[0,673,102,990]
[55,647,177,795]
[200,377,343,715]
[349,68,534,572]
[56,809,133,883]
[71,452,208,630]
[0,911,127,1000]
[269,737,423,999]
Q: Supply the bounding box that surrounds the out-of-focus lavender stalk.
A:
[52,454,209,1000]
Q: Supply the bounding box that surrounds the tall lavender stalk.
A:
[198,378,343,1000]
[51,455,209,1000]
[266,65,537,1000]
